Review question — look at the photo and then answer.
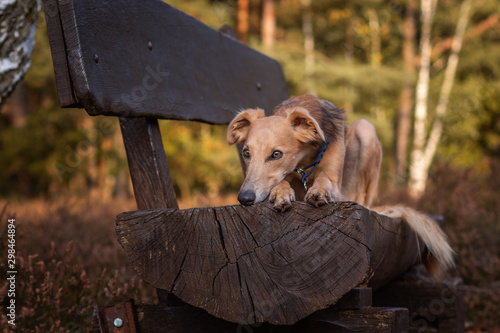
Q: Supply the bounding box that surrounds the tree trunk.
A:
[250,0,261,37]
[261,0,275,47]
[366,9,381,117]
[302,0,316,95]
[367,9,381,67]
[417,0,473,194]
[409,0,472,198]
[0,0,40,107]
[237,0,250,44]
[343,6,355,115]
[408,0,437,198]
[395,0,416,185]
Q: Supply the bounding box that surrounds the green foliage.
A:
[23,12,55,89]
[163,0,235,29]
[160,121,243,198]
[0,106,82,197]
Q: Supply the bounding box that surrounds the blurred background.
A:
[1,0,499,331]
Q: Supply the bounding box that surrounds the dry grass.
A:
[1,162,499,331]
[0,196,156,332]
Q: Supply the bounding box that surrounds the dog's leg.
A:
[305,139,346,206]
[305,176,343,206]
[269,180,296,212]
[342,119,382,207]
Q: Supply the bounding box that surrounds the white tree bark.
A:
[422,0,472,171]
[0,0,40,107]
[408,0,437,198]
[409,0,472,198]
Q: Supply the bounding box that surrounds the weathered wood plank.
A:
[132,304,409,333]
[116,202,426,325]
[42,0,79,107]
[94,299,139,333]
[119,117,178,210]
[48,0,289,123]
[299,307,409,333]
[134,305,241,333]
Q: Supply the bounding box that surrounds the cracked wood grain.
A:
[116,201,425,325]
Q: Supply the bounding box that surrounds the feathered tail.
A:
[372,205,455,278]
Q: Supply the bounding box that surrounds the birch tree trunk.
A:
[408,0,437,198]
[420,0,472,181]
[0,0,40,107]
[408,0,472,198]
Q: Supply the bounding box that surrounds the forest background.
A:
[1,0,499,331]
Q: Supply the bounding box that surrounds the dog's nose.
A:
[238,190,256,206]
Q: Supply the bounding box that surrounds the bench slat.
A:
[46,0,289,124]
[120,117,178,210]
[43,0,79,107]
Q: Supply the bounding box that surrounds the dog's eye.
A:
[271,150,283,159]
[242,148,250,159]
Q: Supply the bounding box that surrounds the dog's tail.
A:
[372,205,455,278]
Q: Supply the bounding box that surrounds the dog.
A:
[227,94,454,277]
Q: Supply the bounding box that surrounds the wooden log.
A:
[42,0,289,123]
[116,202,427,325]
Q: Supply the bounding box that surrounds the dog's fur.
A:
[227,94,454,278]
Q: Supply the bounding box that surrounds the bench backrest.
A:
[44,0,289,213]
[44,0,289,124]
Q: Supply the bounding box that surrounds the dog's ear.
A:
[287,107,326,143]
[227,108,265,145]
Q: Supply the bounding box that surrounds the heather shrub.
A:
[379,160,500,330]
[0,198,156,332]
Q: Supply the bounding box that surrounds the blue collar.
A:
[293,139,332,191]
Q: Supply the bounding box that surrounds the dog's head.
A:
[227,107,325,205]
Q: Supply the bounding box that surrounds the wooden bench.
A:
[43,0,465,331]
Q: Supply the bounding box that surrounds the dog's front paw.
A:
[270,181,296,212]
[305,177,342,207]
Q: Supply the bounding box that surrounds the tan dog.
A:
[227,94,454,277]
[227,93,381,211]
